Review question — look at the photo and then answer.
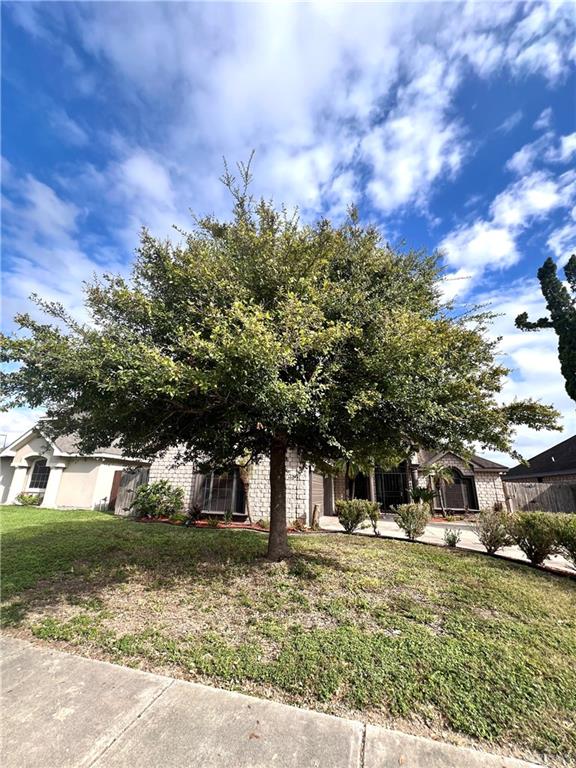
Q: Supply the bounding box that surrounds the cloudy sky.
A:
[1,0,575,464]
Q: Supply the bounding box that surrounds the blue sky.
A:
[1,1,575,463]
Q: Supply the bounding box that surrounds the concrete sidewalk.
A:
[1,636,544,768]
[319,516,575,575]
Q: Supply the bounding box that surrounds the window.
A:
[29,459,51,490]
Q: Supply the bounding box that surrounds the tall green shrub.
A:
[475,508,513,555]
[336,499,379,534]
[394,502,430,541]
[557,513,576,568]
[131,480,184,519]
[510,511,560,566]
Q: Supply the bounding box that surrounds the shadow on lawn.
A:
[1,517,342,627]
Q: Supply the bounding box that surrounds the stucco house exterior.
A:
[505,435,576,484]
[149,447,508,524]
[0,424,145,510]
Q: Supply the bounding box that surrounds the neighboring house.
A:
[149,446,508,524]
[0,424,145,510]
[505,435,576,484]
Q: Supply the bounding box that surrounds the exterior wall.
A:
[505,473,576,483]
[91,463,131,511]
[418,453,506,511]
[0,458,15,503]
[148,447,310,523]
[12,435,52,464]
[148,448,199,508]
[246,450,309,523]
[56,459,100,509]
[540,474,576,484]
[474,471,505,510]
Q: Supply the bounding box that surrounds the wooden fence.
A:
[114,467,150,516]
[503,481,576,513]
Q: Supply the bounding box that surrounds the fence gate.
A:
[503,481,576,513]
[114,467,150,516]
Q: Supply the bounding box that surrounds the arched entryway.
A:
[442,467,478,511]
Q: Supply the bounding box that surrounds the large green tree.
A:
[515,255,576,403]
[1,164,559,560]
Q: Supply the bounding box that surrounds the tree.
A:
[1,161,560,560]
[421,463,454,517]
[515,255,576,403]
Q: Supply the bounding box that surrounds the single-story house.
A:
[0,424,146,510]
[149,446,508,524]
[505,435,576,484]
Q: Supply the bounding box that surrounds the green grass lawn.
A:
[2,506,575,765]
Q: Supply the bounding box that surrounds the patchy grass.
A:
[2,505,575,766]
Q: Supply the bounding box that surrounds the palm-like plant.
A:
[421,463,454,517]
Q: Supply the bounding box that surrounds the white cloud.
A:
[497,110,523,134]
[1,161,127,327]
[441,169,576,288]
[49,108,89,147]
[534,107,553,131]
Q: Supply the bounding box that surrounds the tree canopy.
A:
[1,162,560,559]
[515,255,576,403]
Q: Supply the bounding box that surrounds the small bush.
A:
[394,502,430,541]
[336,499,379,534]
[292,517,307,532]
[256,518,270,530]
[169,512,188,524]
[510,511,560,566]
[204,517,220,528]
[16,492,42,506]
[444,528,461,548]
[131,480,184,519]
[475,508,513,555]
[366,503,382,536]
[557,513,576,567]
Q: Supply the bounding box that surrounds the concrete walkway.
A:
[319,516,575,575]
[1,636,544,768]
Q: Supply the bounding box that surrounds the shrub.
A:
[204,517,220,528]
[170,512,188,524]
[475,508,513,555]
[394,502,430,541]
[336,499,379,534]
[510,511,561,566]
[16,492,42,506]
[557,513,576,568]
[366,503,382,536]
[292,517,307,532]
[256,518,270,530]
[131,480,184,519]
[444,528,461,548]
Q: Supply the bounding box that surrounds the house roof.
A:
[416,449,508,472]
[506,434,576,479]
[0,424,130,461]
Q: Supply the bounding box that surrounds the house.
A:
[149,446,508,524]
[0,423,146,510]
[505,435,576,484]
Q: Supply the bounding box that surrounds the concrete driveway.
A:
[319,516,575,575]
[1,636,544,768]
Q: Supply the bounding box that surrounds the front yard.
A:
[2,506,575,766]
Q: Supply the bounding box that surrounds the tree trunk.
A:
[267,434,291,561]
[438,480,446,518]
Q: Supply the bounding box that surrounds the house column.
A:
[7,464,28,503]
[41,464,65,508]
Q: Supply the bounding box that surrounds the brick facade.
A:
[149,447,309,523]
